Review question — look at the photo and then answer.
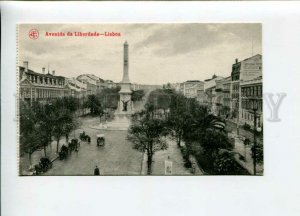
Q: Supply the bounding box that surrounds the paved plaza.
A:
[44,116,144,175]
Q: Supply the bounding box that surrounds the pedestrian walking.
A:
[94,166,100,175]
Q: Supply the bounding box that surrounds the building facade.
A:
[215,79,224,116]
[179,80,204,98]
[76,74,100,95]
[230,54,262,122]
[221,76,232,117]
[203,75,224,114]
[240,76,263,128]
[213,76,232,117]
[67,78,87,98]
[19,61,70,104]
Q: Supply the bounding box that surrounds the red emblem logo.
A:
[29,29,39,40]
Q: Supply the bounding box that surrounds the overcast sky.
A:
[19,23,261,84]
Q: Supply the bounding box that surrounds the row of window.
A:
[36,89,65,99]
[28,74,65,86]
[231,93,239,99]
[241,85,262,97]
[232,84,239,91]
[241,112,262,127]
[241,99,262,111]
[21,87,66,99]
[242,112,262,127]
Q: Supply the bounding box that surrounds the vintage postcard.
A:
[18,23,263,176]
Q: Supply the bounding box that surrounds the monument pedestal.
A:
[105,113,131,130]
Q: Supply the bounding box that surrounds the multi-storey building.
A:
[215,79,224,116]
[231,59,241,118]
[77,74,105,95]
[196,89,206,105]
[203,75,224,114]
[179,80,204,98]
[214,76,232,117]
[221,76,232,117]
[207,86,217,114]
[19,61,70,104]
[240,76,263,128]
[230,54,262,122]
[67,78,87,98]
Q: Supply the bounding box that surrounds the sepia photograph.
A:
[18,23,263,176]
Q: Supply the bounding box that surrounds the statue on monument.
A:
[121,100,130,111]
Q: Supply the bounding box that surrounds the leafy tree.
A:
[50,107,74,153]
[62,96,79,113]
[148,89,172,111]
[35,121,52,157]
[131,90,145,102]
[97,86,120,110]
[165,94,191,147]
[63,120,78,143]
[128,107,168,174]
[19,102,42,165]
[213,149,241,175]
[200,129,233,156]
[20,128,41,166]
[85,94,103,115]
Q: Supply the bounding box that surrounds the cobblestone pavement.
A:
[149,138,192,176]
[44,116,144,176]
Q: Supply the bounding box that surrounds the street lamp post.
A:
[251,100,261,175]
[253,107,257,175]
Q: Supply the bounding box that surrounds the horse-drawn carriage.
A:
[69,138,80,152]
[59,145,69,160]
[97,134,105,147]
[79,131,91,143]
[34,157,53,175]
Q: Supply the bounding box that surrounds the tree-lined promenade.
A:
[129,88,262,175]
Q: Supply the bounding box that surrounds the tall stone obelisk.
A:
[118,41,133,113]
[96,41,133,130]
[121,41,130,84]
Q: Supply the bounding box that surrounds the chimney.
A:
[235,58,238,64]
[42,67,45,74]
[23,61,29,72]
[52,70,55,76]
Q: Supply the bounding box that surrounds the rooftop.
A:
[19,66,65,79]
[184,80,203,83]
